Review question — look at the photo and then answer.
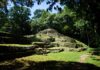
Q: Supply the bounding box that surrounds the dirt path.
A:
[79,54,90,63]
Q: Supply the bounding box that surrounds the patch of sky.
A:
[29,1,64,18]
[7,0,64,18]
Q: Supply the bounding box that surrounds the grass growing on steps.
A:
[0,44,33,47]
[75,40,89,48]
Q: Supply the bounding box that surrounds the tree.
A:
[0,0,100,47]
[0,9,9,32]
[0,0,44,13]
[8,6,31,35]
[33,9,45,19]
[31,9,50,33]
[56,0,100,47]
[0,10,7,28]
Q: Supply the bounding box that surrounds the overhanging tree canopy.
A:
[0,0,100,47]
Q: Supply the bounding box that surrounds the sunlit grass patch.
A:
[18,51,86,62]
[86,55,100,67]
[0,44,32,47]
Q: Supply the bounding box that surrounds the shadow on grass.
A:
[0,50,36,61]
[0,45,39,61]
[0,60,100,70]
[91,56,100,61]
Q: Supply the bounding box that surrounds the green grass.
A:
[17,51,100,67]
[0,51,99,68]
[0,44,32,47]
[18,51,86,62]
[86,55,100,67]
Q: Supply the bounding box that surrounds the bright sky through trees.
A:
[7,1,63,18]
[29,1,63,18]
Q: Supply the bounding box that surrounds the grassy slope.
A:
[0,51,99,69]
[17,52,81,62]
[0,31,99,67]
[18,52,85,62]
[0,39,99,67]
[86,55,100,67]
[16,51,100,67]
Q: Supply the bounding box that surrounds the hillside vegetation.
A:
[0,0,100,69]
